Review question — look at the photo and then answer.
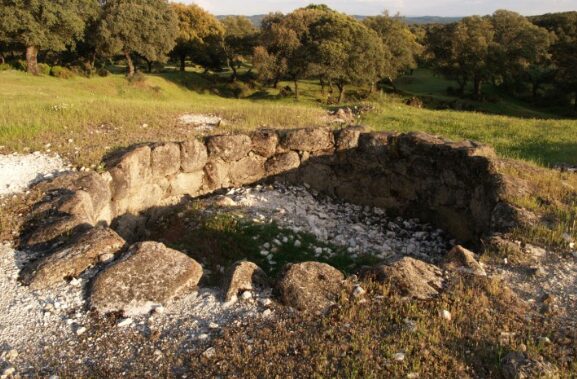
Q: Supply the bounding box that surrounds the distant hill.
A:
[217,15,462,27]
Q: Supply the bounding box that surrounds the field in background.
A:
[1,68,576,167]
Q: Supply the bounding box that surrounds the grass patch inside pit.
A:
[148,207,380,285]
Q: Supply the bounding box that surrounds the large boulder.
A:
[22,227,125,290]
[229,155,266,186]
[443,245,486,276]
[203,160,230,190]
[265,152,301,176]
[107,145,152,202]
[277,262,345,313]
[151,143,181,177]
[251,130,279,158]
[20,172,113,250]
[280,128,335,152]
[90,241,203,316]
[364,257,444,300]
[334,126,365,151]
[222,261,269,301]
[169,171,204,197]
[180,139,208,172]
[206,135,252,162]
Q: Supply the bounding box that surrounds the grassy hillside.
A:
[1,68,576,167]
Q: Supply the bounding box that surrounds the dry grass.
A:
[35,276,575,377]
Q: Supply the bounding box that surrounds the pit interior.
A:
[101,127,502,283]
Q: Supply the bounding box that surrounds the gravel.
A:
[0,152,69,197]
[0,242,265,374]
[216,183,453,263]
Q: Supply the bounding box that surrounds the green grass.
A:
[1,68,576,167]
[363,97,577,166]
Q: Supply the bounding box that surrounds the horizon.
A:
[179,0,577,17]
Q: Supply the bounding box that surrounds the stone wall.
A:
[20,127,508,253]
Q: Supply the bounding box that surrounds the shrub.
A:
[97,68,110,77]
[37,63,51,76]
[50,65,75,79]
[229,81,252,99]
[127,71,146,84]
[15,60,27,71]
[0,63,12,71]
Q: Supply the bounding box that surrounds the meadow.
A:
[1,68,576,168]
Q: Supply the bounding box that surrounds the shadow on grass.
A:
[506,141,577,167]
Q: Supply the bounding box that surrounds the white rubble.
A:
[217,184,451,262]
[0,152,69,196]
[177,114,222,131]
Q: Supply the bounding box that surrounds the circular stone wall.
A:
[18,127,511,314]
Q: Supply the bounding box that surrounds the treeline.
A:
[0,1,575,107]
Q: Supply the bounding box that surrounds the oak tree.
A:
[97,0,178,77]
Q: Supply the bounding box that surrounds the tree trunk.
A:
[230,65,238,82]
[337,83,345,103]
[294,79,299,100]
[272,77,279,89]
[124,51,135,77]
[180,53,186,72]
[457,77,467,95]
[26,46,39,75]
[146,59,153,73]
[531,82,539,100]
[473,76,482,98]
[388,76,397,92]
[320,78,325,95]
[89,52,97,71]
[0,54,5,65]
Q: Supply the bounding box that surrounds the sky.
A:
[180,0,577,17]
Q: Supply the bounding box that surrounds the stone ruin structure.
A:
[17,126,516,314]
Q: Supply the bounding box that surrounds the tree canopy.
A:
[0,0,99,74]
[97,0,178,76]
[171,3,224,72]
[364,12,423,89]
[221,16,258,81]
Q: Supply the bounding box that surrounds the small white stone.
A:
[539,336,551,344]
[262,309,273,317]
[294,240,302,248]
[241,291,252,300]
[352,286,366,298]
[440,309,452,321]
[260,298,273,307]
[198,333,209,340]
[202,347,216,359]
[2,366,15,377]
[393,352,405,362]
[4,349,18,361]
[75,326,87,336]
[117,318,133,327]
[260,250,269,256]
[208,322,219,329]
[98,253,115,263]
